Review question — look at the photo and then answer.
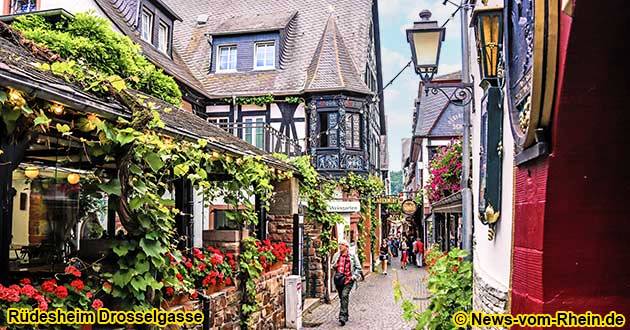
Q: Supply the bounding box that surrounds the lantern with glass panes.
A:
[472,6,504,85]
[406,10,474,106]
[472,5,505,240]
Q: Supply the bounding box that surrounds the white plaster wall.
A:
[11,173,30,246]
[469,11,514,290]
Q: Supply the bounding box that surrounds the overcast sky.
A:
[377,0,463,171]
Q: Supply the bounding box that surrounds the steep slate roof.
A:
[413,71,464,138]
[164,0,375,98]
[305,15,371,94]
[93,0,213,100]
[0,27,292,170]
[209,11,297,36]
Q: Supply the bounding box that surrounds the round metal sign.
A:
[401,199,417,215]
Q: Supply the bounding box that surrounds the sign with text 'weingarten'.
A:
[326,200,361,213]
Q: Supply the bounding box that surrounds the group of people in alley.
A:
[331,235,424,326]
[379,235,424,274]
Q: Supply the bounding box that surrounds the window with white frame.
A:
[141,9,154,43]
[157,22,169,54]
[218,45,237,72]
[244,117,265,148]
[254,42,275,69]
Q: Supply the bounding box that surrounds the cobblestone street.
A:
[303,258,430,329]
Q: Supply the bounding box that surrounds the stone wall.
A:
[207,265,289,330]
[473,270,508,329]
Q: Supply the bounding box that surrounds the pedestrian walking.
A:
[331,239,362,326]
[392,236,399,257]
[408,236,416,266]
[413,237,424,267]
[378,240,393,275]
[400,237,409,269]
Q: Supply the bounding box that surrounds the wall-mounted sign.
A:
[326,200,361,213]
[377,196,398,204]
[401,199,417,215]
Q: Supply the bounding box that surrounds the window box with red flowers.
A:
[256,239,291,273]
[0,264,105,329]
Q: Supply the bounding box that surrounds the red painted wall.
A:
[511,0,630,324]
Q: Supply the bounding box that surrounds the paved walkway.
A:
[303,257,430,329]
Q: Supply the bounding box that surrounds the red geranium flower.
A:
[64,265,81,277]
[35,295,48,311]
[70,279,85,291]
[86,292,93,299]
[176,273,184,282]
[20,284,37,298]
[198,263,206,272]
[20,278,31,285]
[91,299,104,310]
[165,287,174,297]
[191,291,198,299]
[41,279,57,293]
[54,286,68,299]
[210,253,224,266]
[225,277,232,286]
[185,261,193,269]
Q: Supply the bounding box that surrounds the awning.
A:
[430,190,462,213]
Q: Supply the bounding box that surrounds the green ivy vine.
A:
[221,94,305,107]
[12,13,182,105]
[339,172,384,265]
[0,18,293,313]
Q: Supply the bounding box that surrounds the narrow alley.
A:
[303,258,429,329]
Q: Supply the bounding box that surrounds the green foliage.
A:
[13,13,182,105]
[239,237,265,328]
[284,96,304,104]
[339,172,384,264]
[389,170,403,195]
[394,248,472,330]
[284,155,343,255]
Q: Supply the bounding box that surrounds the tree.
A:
[390,170,403,195]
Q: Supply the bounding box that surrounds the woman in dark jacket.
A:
[379,240,393,275]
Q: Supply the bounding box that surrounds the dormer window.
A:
[141,9,153,42]
[218,45,237,72]
[8,0,37,14]
[254,42,276,70]
[157,21,170,54]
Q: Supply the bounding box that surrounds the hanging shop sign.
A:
[505,0,558,153]
[377,196,399,204]
[401,199,417,215]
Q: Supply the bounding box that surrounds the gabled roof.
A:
[0,24,292,170]
[413,71,464,138]
[305,15,371,95]
[93,0,212,100]
[209,11,297,36]
[164,0,375,98]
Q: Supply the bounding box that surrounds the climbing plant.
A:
[221,95,305,107]
[339,172,384,264]
[276,154,343,255]
[12,13,182,105]
[0,18,292,311]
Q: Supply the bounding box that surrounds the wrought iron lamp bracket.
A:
[424,81,475,107]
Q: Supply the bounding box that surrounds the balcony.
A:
[214,121,303,156]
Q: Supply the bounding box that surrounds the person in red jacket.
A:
[413,238,424,267]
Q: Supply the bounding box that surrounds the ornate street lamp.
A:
[472,6,504,84]
[407,10,474,106]
[406,10,445,83]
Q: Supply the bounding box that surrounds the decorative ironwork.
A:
[317,154,339,169]
[424,82,475,107]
